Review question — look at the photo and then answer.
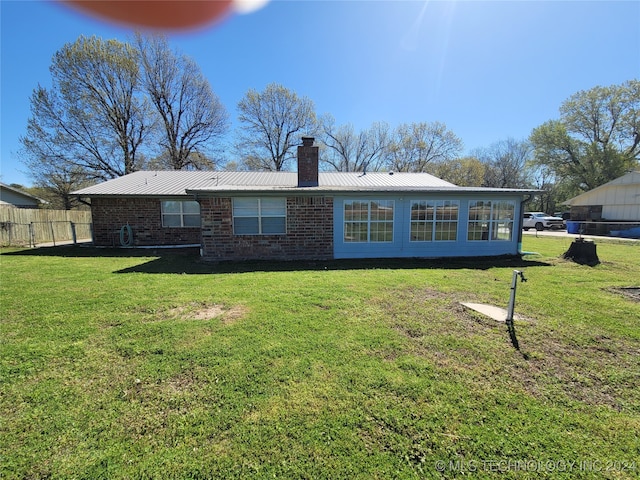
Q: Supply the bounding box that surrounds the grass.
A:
[1,236,639,479]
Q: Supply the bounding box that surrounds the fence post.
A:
[70,222,77,245]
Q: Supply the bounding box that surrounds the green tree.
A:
[430,156,486,186]
[530,80,640,196]
[235,83,317,171]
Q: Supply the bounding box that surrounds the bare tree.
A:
[474,138,532,188]
[31,165,92,210]
[235,83,317,171]
[20,35,149,182]
[136,33,229,170]
[385,122,463,172]
[529,165,562,213]
[318,116,390,172]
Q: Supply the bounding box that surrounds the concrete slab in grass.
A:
[460,302,523,323]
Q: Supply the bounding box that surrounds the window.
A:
[344,200,394,243]
[410,200,459,241]
[233,198,286,235]
[467,200,515,241]
[161,200,200,227]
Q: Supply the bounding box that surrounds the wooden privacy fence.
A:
[0,208,92,247]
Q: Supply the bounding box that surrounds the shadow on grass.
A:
[1,245,552,274]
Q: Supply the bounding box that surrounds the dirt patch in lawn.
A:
[168,303,248,325]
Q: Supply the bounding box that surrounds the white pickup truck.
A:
[522,212,565,231]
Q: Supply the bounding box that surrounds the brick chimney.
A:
[297,137,319,187]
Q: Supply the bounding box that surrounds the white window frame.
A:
[410,200,459,242]
[343,200,394,243]
[233,197,287,235]
[161,200,201,228]
[467,200,515,241]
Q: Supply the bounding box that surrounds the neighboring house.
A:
[563,171,640,222]
[0,183,46,208]
[73,138,538,261]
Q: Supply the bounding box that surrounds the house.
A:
[73,138,537,261]
[0,183,46,208]
[563,171,640,222]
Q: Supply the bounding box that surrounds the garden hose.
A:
[119,224,133,247]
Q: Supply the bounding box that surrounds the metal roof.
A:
[73,171,221,196]
[73,170,538,196]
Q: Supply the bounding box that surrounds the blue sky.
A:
[1,0,639,186]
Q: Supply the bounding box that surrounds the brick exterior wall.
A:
[91,197,201,246]
[200,196,334,261]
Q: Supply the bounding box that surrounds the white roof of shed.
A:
[563,171,640,206]
[0,182,47,204]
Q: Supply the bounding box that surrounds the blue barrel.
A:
[566,221,580,234]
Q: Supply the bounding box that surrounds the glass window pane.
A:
[262,217,286,234]
[469,201,491,220]
[411,201,426,221]
[344,222,368,242]
[370,222,393,242]
[371,200,393,221]
[234,217,259,234]
[411,223,423,242]
[261,198,286,216]
[162,214,182,227]
[345,201,368,221]
[370,202,383,221]
[435,222,456,241]
[468,221,487,241]
[182,201,200,214]
[233,198,259,216]
[439,201,458,221]
[183,214,201,227]
[162,201,181,214]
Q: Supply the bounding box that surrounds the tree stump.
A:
[563,239,600,266]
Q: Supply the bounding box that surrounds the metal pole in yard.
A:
[71,222,77,245]
[8,222,12,246]
[506,270,526,326]
[30,222,35,247]
[50,221,56,246]
[506,270,526,351]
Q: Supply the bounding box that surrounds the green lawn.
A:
[1,237,639,479]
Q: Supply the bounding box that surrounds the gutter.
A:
[186,186,543,196]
